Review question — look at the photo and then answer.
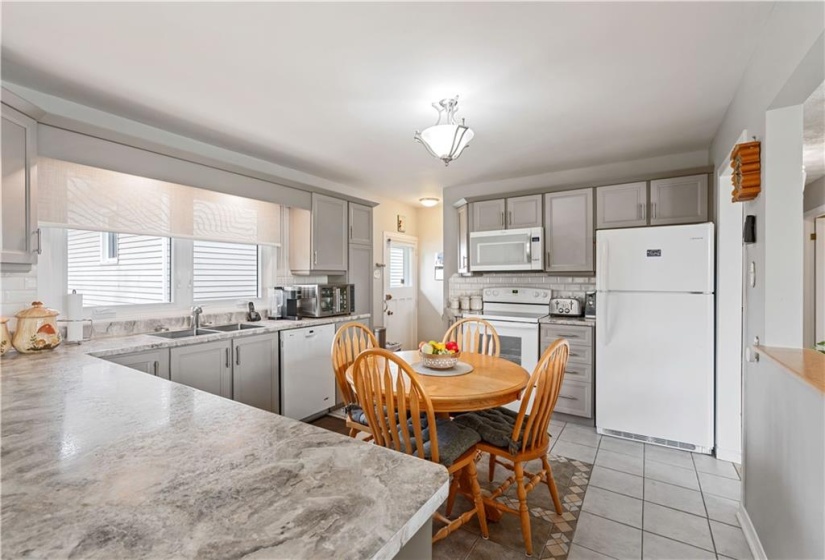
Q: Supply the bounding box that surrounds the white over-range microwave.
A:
[469,227,544,272]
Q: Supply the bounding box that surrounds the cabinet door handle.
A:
[546,251,550,265]
[225,348,230,368]
[559,395,578,401]
[500,211,505,226]
[313,251,318,265]
[153,361,159,376]
[637,203,642,220]
[642,204,647,220]
[508,211,513,226]
[349,225,353,240]
[236,347,241,366]
[34,228,42,255]
[556,333,580,338]
[652,203,657,219]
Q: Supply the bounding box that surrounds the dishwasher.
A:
[280,323,335,420]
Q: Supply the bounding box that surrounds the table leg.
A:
[458,461,503,522]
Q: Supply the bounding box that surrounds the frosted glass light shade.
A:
[414,96,474,166]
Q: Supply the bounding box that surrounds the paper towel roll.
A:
[65,290,83,343]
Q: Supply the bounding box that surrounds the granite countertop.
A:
[539,316,596,327]
[1,314,449,559]
[757,346,825,394]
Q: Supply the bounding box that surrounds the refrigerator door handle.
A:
[597,239,609,292]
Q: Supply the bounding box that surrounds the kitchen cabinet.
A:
[470,199,506,231]
[457,204,469,273]
[290,193,348,274]
[649,174,708,226]
[470,195,543,232]
[104,348,170,379]
[544,189,594,273]
[595,182,648,229]
[349,202,372,245]
[507,195,543,229]
[541,322,594,419]
[347,243,373,318]
[232,333,279,413]
[1,103,38,267]
[170,339,233,399]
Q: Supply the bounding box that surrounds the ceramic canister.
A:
[12,301,62,354]
[0,317,11,356]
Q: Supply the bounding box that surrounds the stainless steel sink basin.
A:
[206,323,265,332]
[150,328,217,339]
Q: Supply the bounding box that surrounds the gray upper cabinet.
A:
[1,103,38,267]
[105,348,170,380]
[470,199,506,232]
[595,182,648,229]
[290,194,348,274]
[457,205,470,273]
[232,333,279,413]
[507,195,543,229]
[649,174,709,226]
[544,189,594,273]
[349,202,372,245]
[170,340,233,399]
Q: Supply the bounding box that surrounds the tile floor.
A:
[314,414,752,560]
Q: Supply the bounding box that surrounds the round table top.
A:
[346,350,529,413]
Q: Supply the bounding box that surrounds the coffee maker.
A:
[268,287,286,319]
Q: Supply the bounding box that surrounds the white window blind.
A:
[389,244,414,288]
[39,157,281,246]
[193,241,259,301]
[67,229,171,306]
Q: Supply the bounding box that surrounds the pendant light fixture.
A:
[414,96,474,166]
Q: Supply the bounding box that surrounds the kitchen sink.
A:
[205,323,265,332]
[150,328,217,339]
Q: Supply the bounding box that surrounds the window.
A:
[193,240,259,301]
[67,229,171,306]
[389,243,414,288]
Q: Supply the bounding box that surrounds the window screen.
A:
[193,240,259,301]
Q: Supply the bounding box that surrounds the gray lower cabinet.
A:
[507,194,543,229]
[232,333,279,413]
[1,103,38,267]
[649,174,708,225]
[544,189,594,273]
[541,323,594,419]
[470,199,506,232]
[595,182,648,229]
[104,348,170,379]
[170,340,233,399]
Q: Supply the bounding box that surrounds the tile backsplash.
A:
[448,272,595,300]
[1,267,39,329]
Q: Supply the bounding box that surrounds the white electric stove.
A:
[463,287,551,412]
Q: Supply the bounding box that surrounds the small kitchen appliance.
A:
[468,227,544,272]
[268,287,286,319]
[290,284,354,318]
[596,223,715,454]
[584,292,597,319]
[549,298,583,317]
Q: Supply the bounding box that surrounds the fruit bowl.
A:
[419,350,461,370]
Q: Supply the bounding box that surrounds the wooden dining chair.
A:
[442,317,500,357]
[452,339,570,557]
[351,348,490,544]
[331,322,378,438]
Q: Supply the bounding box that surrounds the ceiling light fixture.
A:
[419,197,440,207]
[414,96,474,166]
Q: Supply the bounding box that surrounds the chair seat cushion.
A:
[408,417,481,467]
[453,407,524,453]
[347,404,369,426]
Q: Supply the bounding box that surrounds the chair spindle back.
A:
[442,318,500,357]
[331,322,378,405]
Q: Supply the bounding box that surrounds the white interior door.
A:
[384,233,418,350]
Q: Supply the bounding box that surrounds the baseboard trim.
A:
[737,505,767,560]
[716,446,742,464]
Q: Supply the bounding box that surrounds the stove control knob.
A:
[533,291,540,297]
[492,290,499,296]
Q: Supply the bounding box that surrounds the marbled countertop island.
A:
[1,317,449,559]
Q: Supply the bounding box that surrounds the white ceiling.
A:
[803,82,825,185]
[1,2,775,204]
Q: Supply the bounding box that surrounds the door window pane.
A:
[389,243,414,288]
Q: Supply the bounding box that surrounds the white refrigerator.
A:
[595,223,715,454]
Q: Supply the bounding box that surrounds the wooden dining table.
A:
[345,350,530,414]
[346,350,530,523]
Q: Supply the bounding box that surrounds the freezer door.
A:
[596,223,714,293]
[596,292,714,450]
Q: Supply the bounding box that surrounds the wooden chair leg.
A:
[466,459,489,540]
[488,452,496,482]
[514,461,533,557]
[348,427,358,438]
[541,455,563,514]
[445,474,460,516]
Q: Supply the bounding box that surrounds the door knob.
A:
[387,310,394,316]
[385,294,393,300]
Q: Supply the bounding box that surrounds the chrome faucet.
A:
[191,306,203,329]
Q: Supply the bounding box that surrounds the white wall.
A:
[416,206,444,342]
